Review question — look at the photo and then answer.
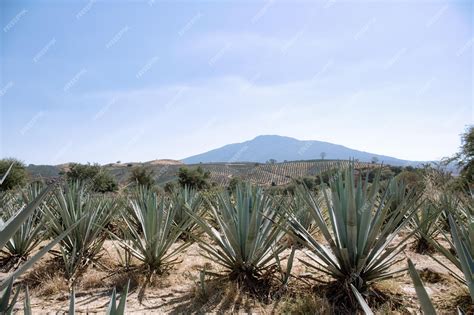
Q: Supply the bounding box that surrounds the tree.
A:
[320,152,327,160]
[64,163,118,193]
[445,126,474,185]
[129,166,155,188]
[266,159,277,164]
[0,158,28,191]
[371,157,379,164]
[177,166,210,190]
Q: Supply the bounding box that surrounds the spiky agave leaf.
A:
[0,163,14,186]
[0,278,20,315]
[350,284,374,315]
[287,164,420,293]
[117,186,190,273]
[24,286,31,315]
[407,259,437,314]
[190,183,286,281]
[106,279,130,315]
[43,181,119,281]
[69,287,75,315]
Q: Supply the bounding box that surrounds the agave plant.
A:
[1,182,46,263]
[171,186,203,238]
[43,181,119,282]
[409,200,443,254]
[0,164,78,314]
[190,183,286,285]
[287,165,420,305]
[429,194,474,302]
[117,186,190,273]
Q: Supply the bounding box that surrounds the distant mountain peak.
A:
[182,135,425,166]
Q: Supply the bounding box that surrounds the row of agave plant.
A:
[0,163,472,313]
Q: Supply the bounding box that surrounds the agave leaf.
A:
[69,287,75,315]
[116,280,130,314]
[350,284,374,315]
[0,278,13,311]
[0,163,14,186]
[107,288,117,314]
[107,279,130,315]
[24,286,31,315]
[407,259,437,314]
[0,277,20,315]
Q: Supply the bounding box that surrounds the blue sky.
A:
[0,0,472,165]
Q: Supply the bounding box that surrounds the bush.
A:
[0,158,28,191]
[64,163,118,193]
[177,167,210,190]
[128,166,155,188]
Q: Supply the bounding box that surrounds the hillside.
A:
[183,135,424,166]
[27,159,374,187]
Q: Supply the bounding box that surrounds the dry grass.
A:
[277,293,333,314]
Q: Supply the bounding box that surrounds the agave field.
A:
[0,162,473,314]
[29,159,374,188]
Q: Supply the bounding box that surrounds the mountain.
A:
[182,135,425,166]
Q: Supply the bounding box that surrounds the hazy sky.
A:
[0,0,472,165]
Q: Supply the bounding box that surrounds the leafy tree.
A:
[64,163,118,193]
[320,152,327,160]
[93,171,118,193]
[177,166,210,190]
[129,166,155,188]
[446,125,474,185]
[371,156,379,164]
[266,159,277,164]
[0,158,28,191]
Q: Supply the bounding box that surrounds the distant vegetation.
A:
[0,158,27,191]
[445,125,473,188]
[177,166,210,190]
[62,163,118,193]
[128,166,155,189]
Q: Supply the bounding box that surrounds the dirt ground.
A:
[5,235,473,314]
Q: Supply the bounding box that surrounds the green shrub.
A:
[64,163,118,193]
[128,166,155,188]
[0,159,28,191]
[177,167,210,190]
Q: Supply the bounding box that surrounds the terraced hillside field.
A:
[27,159,375,187]
[106,159,373,187]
